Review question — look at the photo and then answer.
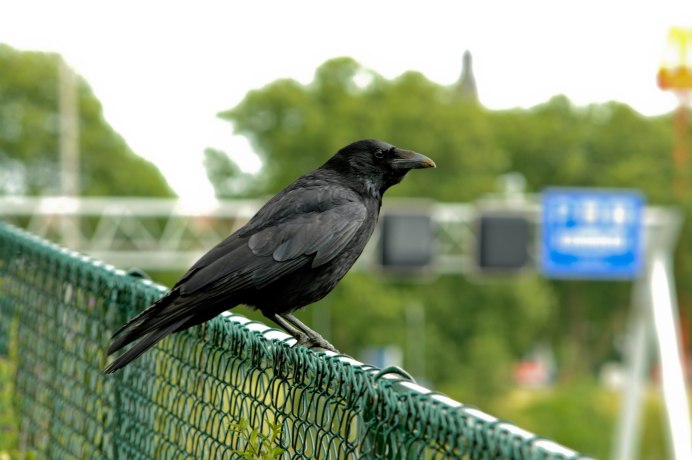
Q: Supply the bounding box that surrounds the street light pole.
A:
[58,56,80,249]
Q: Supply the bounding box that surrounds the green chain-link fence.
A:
[0,221,591,459]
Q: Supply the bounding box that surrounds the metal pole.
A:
[58,57,80,248]
[672,94,689,196]
[611,276,651,460]
[649,245,691,459]
[59,57,79,197]
[645,208,690,459]
[612,207,690,460]
[405,302,426,383]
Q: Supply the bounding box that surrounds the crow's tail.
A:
[104,284,236,374]
[104,288,193,374]
[103,315,191,374]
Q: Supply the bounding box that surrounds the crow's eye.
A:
[374,149,384,159]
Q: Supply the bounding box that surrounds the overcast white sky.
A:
[1,1,690,201]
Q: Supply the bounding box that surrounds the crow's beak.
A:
[391,149,436,170]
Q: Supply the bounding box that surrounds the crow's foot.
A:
[294,333,340,353]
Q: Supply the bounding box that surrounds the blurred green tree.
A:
[0,44,173,197]
[220,57,507,201]
[203,147,259,198]
[490,96,673,199]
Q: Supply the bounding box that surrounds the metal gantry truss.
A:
[0,196,478,273]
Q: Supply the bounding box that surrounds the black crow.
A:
[104,139,435,374]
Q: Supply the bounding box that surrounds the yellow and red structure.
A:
[658,27,692,194]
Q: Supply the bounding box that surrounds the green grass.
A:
[492,380,671,460]
[0,357,19,458]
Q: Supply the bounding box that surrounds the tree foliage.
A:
[203,148,259,198]
[215,57,686,406]
[491,96,674,200]
[0,44,173,197]
[221,57,507,201]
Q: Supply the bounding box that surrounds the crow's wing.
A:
[105,185,367,369]
[178,185,367,296]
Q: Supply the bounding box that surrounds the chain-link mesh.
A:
[0,221,591,459]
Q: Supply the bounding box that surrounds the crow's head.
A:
[326,139,435,198]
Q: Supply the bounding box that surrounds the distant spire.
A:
[457,50,478,103]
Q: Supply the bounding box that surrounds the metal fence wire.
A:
[0,222,590,459]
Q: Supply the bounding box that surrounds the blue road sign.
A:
[541,188,644,279]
